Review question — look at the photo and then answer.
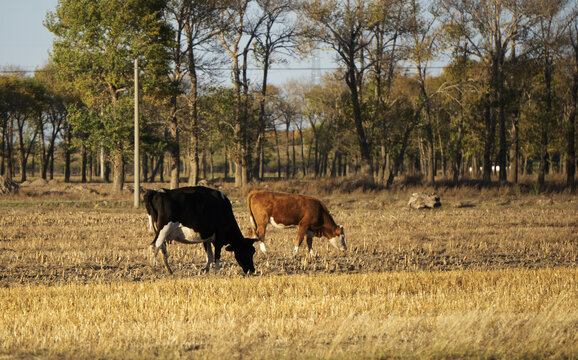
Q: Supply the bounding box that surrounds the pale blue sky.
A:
[0,0,325,84]
[0,0,59,71]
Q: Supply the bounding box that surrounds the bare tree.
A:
[300,0,374,181]
[252,0,298,180]
[566,9,578,189]
[37,71,68,181]
[366,0,408,184]
[177,0,220,186]
[213,0,267,186]
[406,0,441,185]
[165,1,188,189]
[529,0,571,188]
[439,0,532,184]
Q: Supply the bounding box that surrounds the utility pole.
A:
[134,58,140,208]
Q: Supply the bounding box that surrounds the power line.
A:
[1,62,574,75]
[0,65,447,75]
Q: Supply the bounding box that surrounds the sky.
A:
[0,1,336,87]
[0,0,59,72]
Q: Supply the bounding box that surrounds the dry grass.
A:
[0,180,576,359]
[1,270,576,359]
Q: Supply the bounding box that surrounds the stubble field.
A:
[0,180,576,359]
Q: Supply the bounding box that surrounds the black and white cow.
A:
[143,186,256,274]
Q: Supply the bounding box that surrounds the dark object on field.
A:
[408,192,441,209]
[0,176,19,194]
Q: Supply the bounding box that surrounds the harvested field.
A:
[0,180,576,359]
[1,182,576,285]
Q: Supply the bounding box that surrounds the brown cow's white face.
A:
[328,226,347,251]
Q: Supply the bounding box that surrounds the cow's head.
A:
[328,226,347,251]
[225,238,256,274]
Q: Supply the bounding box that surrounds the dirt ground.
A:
[0,180,576,287]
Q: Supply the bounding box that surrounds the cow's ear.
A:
[225,245,234,252]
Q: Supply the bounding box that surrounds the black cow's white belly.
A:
[155,221,213,248]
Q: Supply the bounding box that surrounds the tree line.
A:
[0,0,577,192]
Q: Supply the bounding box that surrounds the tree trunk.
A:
[232,51,247,187]
[88,150,93,182]
[538,61,552,189]
[452,115,464,184]
[292,130,297,177]
[17,122,28,182]
[509,117,519,184]
[5,120,15,179]
[299,127,306,177]
[437,125,446,177]
[100,147,106,180]
[377,140,388,184]
[81,144,87,183]
[482,95,496,184]
[346,69,373,181]
[201,150,207,179]
[0,125,5,176]
[498,85,508,182]
[142,154,149,183]
[112,150,124,193]
[168,113,180,189]
[234,136,247,187]
[0,127,5,177]
[566,43,577,189]
[38,118,47,180]
[427,131,435,185]
[285,122,291,179]
[187,49,200,187]
[64,125,72,183]
[313,132,319,177]
[273,125,281,179]
[253,51,271,181]
[159,155,165,181]
[209,148,214,180]
[418,138,426,175]
[387,123,415,188]
[223,144,229,181]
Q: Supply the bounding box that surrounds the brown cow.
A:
[247,190,346,256]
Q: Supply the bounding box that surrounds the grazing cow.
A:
[247,190,347,256]
[144,186,256,274]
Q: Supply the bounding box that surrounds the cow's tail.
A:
[247,191,258,238]
[143,190,159,233]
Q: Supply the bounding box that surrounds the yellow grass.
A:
[1,269,576,359]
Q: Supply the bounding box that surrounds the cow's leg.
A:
[202,242,214,273]
[151,231,159,249]
[255,221,268,255]
[257,241,267,254]
[213,244,222,273]
[306,232,315,257]
[149,229,161,267]
[293,226,307,256]
[149,216,166,248]
[159,242,173,274]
